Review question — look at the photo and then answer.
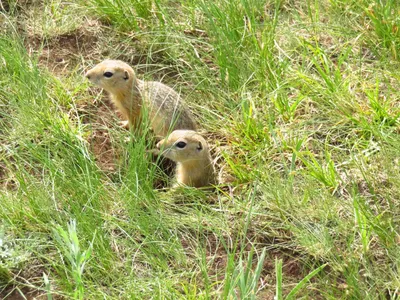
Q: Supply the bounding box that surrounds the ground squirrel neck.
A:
[176,158,215,188]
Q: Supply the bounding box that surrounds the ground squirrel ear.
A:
[123,70,129,80]
[197,141,203,151]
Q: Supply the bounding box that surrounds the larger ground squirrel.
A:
[85,60,196,136]
[155,130,216,188]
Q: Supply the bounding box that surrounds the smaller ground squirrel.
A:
[85,60,196,136]
[155,130,216,188]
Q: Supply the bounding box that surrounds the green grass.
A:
[1,0,400,298]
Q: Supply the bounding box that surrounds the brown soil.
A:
[79,96,121,174]
[25,21,100,75]
[0,286,45,300]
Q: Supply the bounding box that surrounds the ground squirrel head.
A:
[85,60,136,93]
[156,130,209,163]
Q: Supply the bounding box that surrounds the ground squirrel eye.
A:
[103,72,113,78]
[175,141,187,149]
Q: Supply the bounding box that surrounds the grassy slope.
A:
[1,0,400,298]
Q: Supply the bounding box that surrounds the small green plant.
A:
[365,80,400,127]
[353,195,372,254]
[275,258,327,300]
[297,150,339,192]
[223,248,267,300]
[272,92,305,121]
[364,1,400,59]
[239,94,268,144]
[280,136,307,185]
[53,220,95,300]
[302,41,351,96]
[43,272,53,300]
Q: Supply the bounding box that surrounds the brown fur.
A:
[155,130,216,188]
[85,60,196,135]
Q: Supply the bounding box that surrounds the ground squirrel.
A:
[85,60,196,136]
[155,130,216,188]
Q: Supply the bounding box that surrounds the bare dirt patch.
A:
[77,92,121,174]
[25,20,102,75]
[0,262,62,300]
[0,286,46,300]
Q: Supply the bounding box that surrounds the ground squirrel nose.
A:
[85,73,91,79]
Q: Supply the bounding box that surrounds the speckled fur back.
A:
[139,80,197,136]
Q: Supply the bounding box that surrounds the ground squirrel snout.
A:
[85,59,197,136]
[156,130,216,188]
